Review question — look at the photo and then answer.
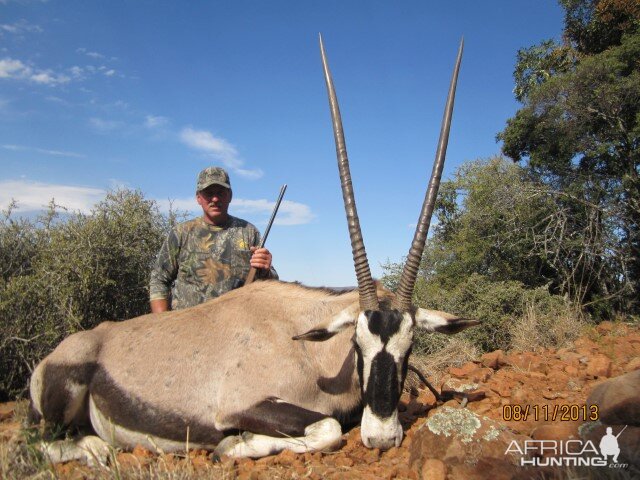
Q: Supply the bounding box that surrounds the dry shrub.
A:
[406,337,480,391]
[509,303,586,352]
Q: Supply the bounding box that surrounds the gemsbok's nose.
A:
[364,435,400,450]
[360,406,404,450]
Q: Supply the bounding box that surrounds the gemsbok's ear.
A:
[292,305,360,342]
[415,308,480,335]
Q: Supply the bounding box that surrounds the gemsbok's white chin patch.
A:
[360,406,403,449]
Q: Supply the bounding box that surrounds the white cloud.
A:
[0,180,104,214]
[144,115,168,128]
[77,48,105,60]
[89,117,124,132]
[232,199,315,225]
[180,127,240,166]
[0,57,70,85]
[234,168,264,180]
[30,70,70,85]
[45,95,67,104]
[155,197,198,214]
[179,127,263,179]
[69,65,84,78]
[2,144,85,158]
[0,57,30,78]
[155,197,314,226]
[0,19,43,34]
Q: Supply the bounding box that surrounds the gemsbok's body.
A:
[30,36,475,464]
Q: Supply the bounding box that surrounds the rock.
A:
[489,379,514,398]
[587,370,640,425]
[334,456,354,467]
[191,455,211,470]
[586,354,612,378]
[532,422,581,442]
[449,362,479,378]
[419,458,446,480]
[441,378,481,393]
[580,422,640,467]
[574,337,598,355]
[468,367,494,383]
[54,461,93,479]
[625,357,640,372]
[448,458,523,480]
[274,449,297,465]
[480,350,506,369]
[564,365,579,376]
[132,444,154,459]
[509,386,529,404]
[409,406,528,478]
[116,452,142,469]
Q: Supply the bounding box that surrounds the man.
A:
[149,167,277,312]
[599,426,621,463]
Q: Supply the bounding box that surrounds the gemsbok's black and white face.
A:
[354,306,476,448]
[293,300,476,450]
[355,309,413,448]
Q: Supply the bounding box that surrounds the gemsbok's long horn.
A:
[392,39,464,312]
[319,34,379,311]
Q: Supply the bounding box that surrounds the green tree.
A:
[498,0,640,314]
[0,189,172,400]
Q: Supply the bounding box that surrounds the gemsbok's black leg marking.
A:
[214,398,343,458]
[227,397,328,437]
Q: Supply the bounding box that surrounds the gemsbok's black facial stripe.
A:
[364,350,399,417]
[366,310,403,343]
[354,342,365,395]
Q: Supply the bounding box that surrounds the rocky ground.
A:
[1,321,638,479]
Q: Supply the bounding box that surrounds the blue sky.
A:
[1,1,564,286]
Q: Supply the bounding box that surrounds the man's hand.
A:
[250,246,272,270]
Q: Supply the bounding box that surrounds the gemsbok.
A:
[29,36,477,464]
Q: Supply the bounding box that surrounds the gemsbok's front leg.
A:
[213,397,343,458]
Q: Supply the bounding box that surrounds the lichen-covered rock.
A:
[409,406,527,478]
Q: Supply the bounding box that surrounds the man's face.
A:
[196,184,232,225]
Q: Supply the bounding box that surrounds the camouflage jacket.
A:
[149,216,277,310]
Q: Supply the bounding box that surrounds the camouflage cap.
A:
[196,167,231,192]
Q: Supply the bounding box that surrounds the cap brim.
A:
[198,180,231,191]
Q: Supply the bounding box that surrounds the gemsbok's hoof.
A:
[212,434,245,460]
